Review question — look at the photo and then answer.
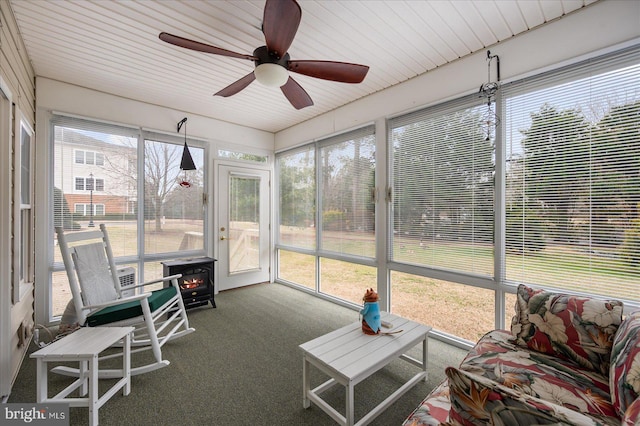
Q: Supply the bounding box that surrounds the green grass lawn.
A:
[278,232,639,341]
[53,223,638,341]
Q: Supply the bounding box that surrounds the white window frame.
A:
[0,71,14,400]
[47,115,209,322]
[13,112,34,303]
[275,125,377,300]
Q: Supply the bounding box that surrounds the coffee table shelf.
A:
[299,312,431,426]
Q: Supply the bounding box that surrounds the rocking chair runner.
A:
[54,224,195,378]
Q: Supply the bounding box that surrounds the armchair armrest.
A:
[84,292,151,310]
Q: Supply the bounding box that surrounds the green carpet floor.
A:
[9,283,468,425]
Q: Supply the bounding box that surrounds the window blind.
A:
[502,45,640,302]
[318,125,376,258]
[51,115,141,317]
[388,95,495,276]
[52,115,140,256]
[277,145,316,250]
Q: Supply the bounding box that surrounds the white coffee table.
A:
[299,312,431,426]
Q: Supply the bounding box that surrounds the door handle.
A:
[220,236,226,240]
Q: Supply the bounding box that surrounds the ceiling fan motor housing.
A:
[253,46,289,67]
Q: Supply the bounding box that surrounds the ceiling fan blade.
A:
[214,72,256,97]
[281,77,313,110]
[262,0,301,57]
[288,60,369,83]
[159,32,256,61]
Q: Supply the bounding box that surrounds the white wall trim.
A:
[37,78,274,149]
[0,74,14,398]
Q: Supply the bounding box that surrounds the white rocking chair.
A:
[54,224,195,378]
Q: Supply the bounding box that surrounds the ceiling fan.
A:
[159,0,369,110]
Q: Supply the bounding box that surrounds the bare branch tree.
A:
[144,141,182,232]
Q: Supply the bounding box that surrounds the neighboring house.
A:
[54,127,137,219]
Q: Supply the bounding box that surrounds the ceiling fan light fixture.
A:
[254,63,289,87]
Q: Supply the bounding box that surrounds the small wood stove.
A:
[162,257,216,309]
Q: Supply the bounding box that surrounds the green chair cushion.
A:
[87,286,178,327]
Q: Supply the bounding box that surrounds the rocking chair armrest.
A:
[129,274,183,290]
[84,292,151,310]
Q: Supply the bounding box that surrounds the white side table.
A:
[30,326,134,426]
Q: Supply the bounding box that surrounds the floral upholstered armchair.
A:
[404,284,640,426]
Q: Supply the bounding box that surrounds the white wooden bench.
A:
[30,327,134,426]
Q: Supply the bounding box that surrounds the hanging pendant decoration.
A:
[480,102,499,142]
[177,117,195,188]
[479,50,501,141]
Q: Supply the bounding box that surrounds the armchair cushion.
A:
[445,366,603,426]
[510,284,623,375]
[622,397,640,426]
[87,286,178,327]
[610,310,640,417]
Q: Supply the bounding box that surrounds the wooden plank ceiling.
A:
[10,0,597,133]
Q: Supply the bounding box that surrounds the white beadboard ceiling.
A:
[10,0,598,133]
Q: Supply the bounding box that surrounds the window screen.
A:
[142,137,205,254]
